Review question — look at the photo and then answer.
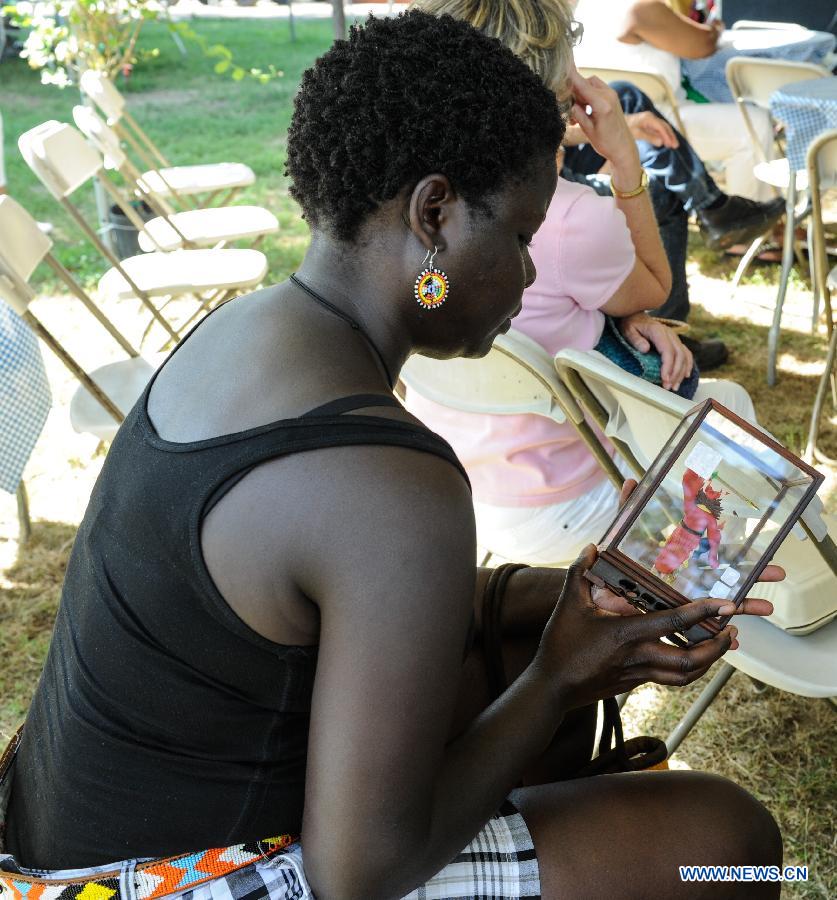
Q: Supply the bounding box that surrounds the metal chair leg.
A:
[665,662,736,756]
[805,321,837,463]
[16,481,32,544]
[767,180,798,386]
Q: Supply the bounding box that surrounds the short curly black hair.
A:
[286,10,564,242]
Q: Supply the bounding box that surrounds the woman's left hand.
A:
[616,312,693,392]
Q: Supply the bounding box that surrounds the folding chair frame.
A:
[804,129,837,465]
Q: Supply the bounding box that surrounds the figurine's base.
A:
[588,556,715,645]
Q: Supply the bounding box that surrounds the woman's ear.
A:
[407,174,455,253]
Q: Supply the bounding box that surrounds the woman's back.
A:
[6,291,465,868]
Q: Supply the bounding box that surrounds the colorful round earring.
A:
[414,246,450,310]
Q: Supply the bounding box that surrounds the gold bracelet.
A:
[611,168,648,199]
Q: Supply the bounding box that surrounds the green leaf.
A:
[213,59,230,74]
[231,67,245,81]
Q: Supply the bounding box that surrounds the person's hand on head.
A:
[568,69,641,174]
[616,312,692,392]
[625,111,679,149]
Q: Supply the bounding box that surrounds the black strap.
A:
[302,394,402,419]
[680,520,705,537]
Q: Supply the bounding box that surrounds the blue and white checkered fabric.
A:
[0,300,51,494]
[770,76,837,172]
[682,29,835,104]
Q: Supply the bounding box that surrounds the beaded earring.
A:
[414,246,450,310]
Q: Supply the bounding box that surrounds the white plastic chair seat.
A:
[728,615,837,697]
[138,206,279,252]
[752,157,808,190]
[749,515,837,634]
[70,355,165,440]
[139,163,255,197]
[98,248,267,300]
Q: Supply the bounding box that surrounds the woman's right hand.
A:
[568,68,642,178]
[533,544,738,712]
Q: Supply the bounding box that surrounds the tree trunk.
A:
[331,0,346,41]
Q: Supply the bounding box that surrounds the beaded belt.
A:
[0,728,297,900]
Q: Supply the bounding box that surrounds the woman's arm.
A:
[620,0,722,60]
[292,446,741,898]
[566,69,672,317]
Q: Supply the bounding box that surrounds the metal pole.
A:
[81,87,117,255]
[332,0,346,41]
[665,662,736,756]
[288,0,296,42]
[16,481,32,544]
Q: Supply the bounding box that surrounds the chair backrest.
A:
[807,128,837,187]
[401,328,577,425]
[72,105,128,171]
[18,121,102,200]
[79,69,125,123]
[0,196,54,315]
[725,56,828,110]
[806,129,837,314]
[577,66,689,139]
[554,348,691,470]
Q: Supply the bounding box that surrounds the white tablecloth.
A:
[770,76,837,171]
[682,27,835,104]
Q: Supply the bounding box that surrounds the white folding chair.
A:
[804,129,837,465]
[400,329,624,565]
[71,106,278,253]
[19,121,268,345]
[577,65,690,140]
[0,195,163,442]
[725,57,830,384]
[554,348,837,752]
[79,70,255,209]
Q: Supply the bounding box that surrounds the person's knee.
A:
[698,774,783,865]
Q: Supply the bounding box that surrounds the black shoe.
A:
[697,196,785,251]
[680,335,729,372]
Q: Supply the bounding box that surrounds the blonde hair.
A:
[411,0,578,97]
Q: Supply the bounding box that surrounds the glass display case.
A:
[587,399,823,644]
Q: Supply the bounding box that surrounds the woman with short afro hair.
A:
[3,10,781,900]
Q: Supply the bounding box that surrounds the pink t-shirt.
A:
[407,177,635,507]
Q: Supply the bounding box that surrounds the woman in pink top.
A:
[408,6,757,566]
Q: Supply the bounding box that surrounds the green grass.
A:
[2,18,339,286]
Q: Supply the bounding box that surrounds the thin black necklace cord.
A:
[289,273,395,390]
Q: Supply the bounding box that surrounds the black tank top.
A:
[6,345,468,869]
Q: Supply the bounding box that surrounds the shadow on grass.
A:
[0,520,76,740]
